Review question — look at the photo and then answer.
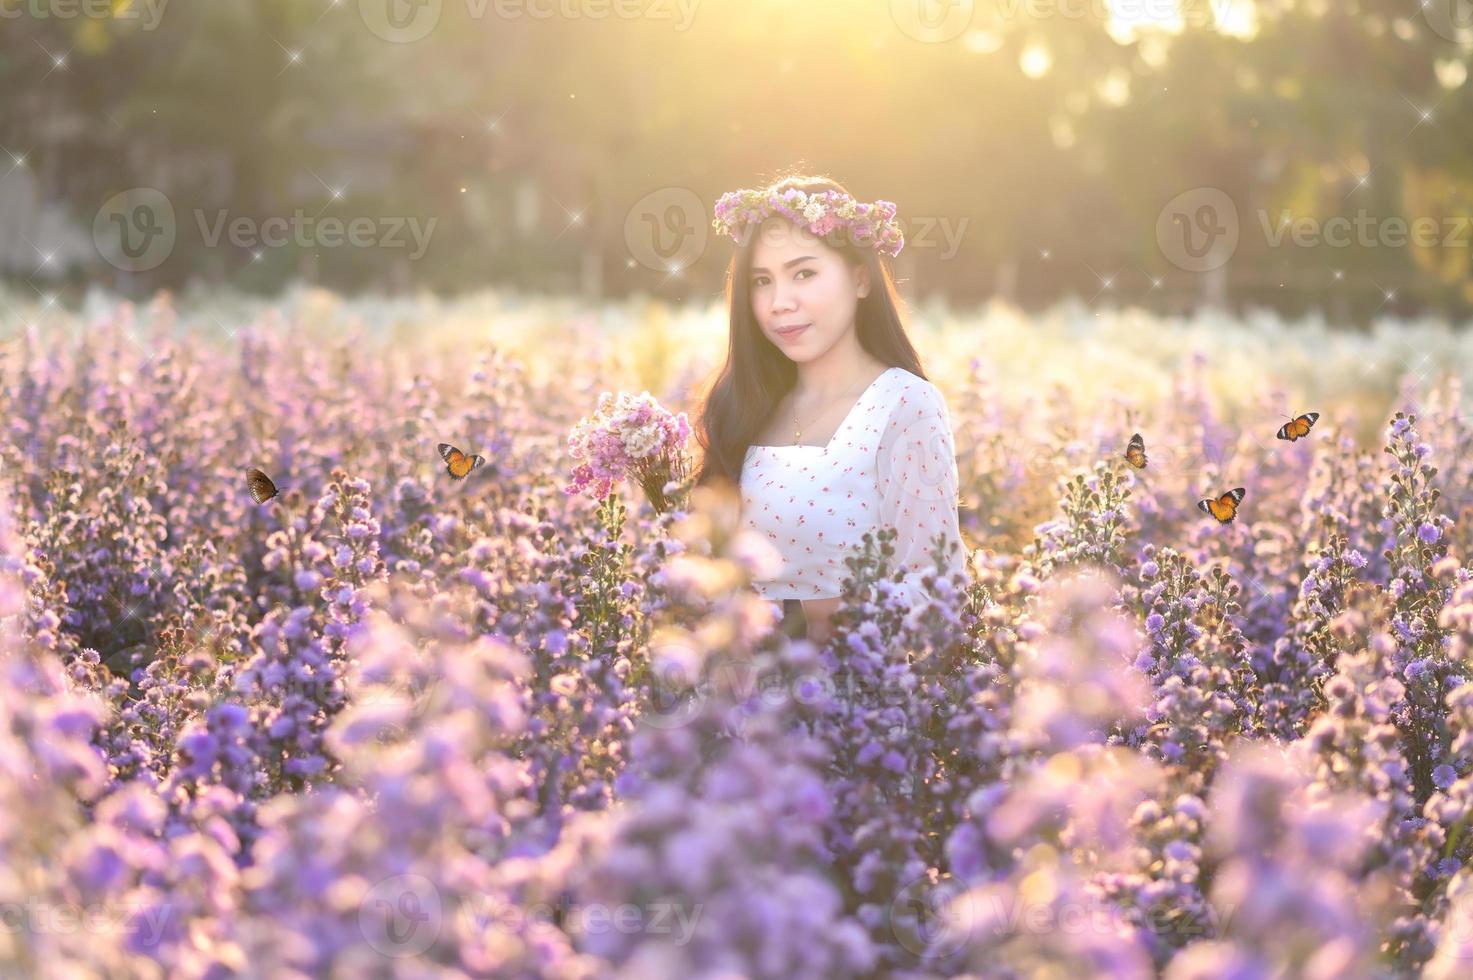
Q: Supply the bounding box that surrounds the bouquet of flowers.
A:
[564,389,692,515]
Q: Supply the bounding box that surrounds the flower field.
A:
[4,288,1473,978]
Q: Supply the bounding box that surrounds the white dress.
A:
[738,366,968,620]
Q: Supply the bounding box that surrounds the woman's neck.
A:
[791,338,887,402]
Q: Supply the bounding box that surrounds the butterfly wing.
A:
[1198,487,1245,523]
[1215,487,1245,522]
[439,442,486,479]
[1124,432,1147,469]
[247,468,279,504]
[1277,412,1320,441]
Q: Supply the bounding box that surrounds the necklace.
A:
[792,407,817,443]
[791,377,872,443]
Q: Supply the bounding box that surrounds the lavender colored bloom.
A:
[8,300,1472,980]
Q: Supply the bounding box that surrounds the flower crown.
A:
[710,186,905,258]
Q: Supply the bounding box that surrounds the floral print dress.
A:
[738,366,968,623]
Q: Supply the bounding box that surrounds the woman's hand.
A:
[801,596,842,644]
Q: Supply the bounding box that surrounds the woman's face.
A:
[748,217,871,363]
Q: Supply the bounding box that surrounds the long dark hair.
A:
[692,174,926,492]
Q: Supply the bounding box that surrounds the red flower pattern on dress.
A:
[736,367,967,605]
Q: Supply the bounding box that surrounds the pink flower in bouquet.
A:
[564,390,692,514]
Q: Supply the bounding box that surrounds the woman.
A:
[692,174,968,643]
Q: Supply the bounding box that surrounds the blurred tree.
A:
[0,0,1470,325]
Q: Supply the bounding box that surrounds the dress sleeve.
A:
[875,381,968,618]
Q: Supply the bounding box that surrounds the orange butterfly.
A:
[246,468,281,504]
[1197,487,1245,524]
[1276,412,1320,442]
[437,443,486,480]
[1123,432,1148,469]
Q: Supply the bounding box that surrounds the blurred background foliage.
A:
[2,0,1473,325]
